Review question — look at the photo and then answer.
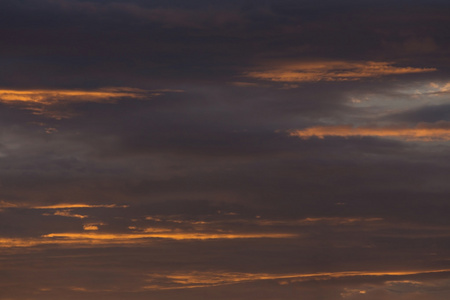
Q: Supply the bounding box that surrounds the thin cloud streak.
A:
[0,88,148,103]
[0,232,298,248]
[33,204,129,209]
[43,232,298,241]
[51,210,88,219]
[0,202,128,209]
[246,61,436,83]
[288,121,450,141]
[143,269,450,290]
[0,88,180,119]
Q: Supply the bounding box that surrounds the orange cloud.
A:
[0,238,45,248]
[141,215,383,228]
[0,201,20,208]
[0,231,297,248]
[246,61,436,83]
[83,225,99,231]
[0,236,147,248]
[0,202,128,209]
[33,203,128,209]
[0,87,148,103]
[143,269,450,290]
[83,222,106,231]
[0,88,182,119]
[256,217,383,226]
[52,210,88,219]
[427,82,450,96]
[288,121,450,141]
[43,232,297,241]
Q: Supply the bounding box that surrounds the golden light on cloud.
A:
[0,231,297,248]
[83,225,99,231]
[140,215,383,228]
[256,217,383,226]
[33,203,128,209]
[0,202,128,209]
[246,61,436,83]
[288,121,450,141]
[43,232,297,241]
[0,236,147,248]
[83,223,105,231]
[430,82,450,94]
[143,269,450,290]
[0,88,181,119]
[53,210,88,219]
[0,201,20,208]
[0,238,45,248]
[0,87,147,103]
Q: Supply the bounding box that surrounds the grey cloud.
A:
[388,104,450,123]
[1,1,450,299]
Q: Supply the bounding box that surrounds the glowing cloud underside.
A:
[33,203,127,209]
[0,88,148,104]
[143,269,450,290]
[43,232,297,241]
[0,232,297,248]
[52,210,88,219]
[0,202,128,209]
[288,122,450,141]
[0,88,175,119]
[246,61,436,83]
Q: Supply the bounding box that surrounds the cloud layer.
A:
[1,0,450,299]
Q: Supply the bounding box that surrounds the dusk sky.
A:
[1,1,450,299]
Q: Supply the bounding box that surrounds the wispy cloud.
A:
[143,269,450,290]
[0,231,297,248]
[52,210,88,219]
[0,202,128,209]
[83,224,99,231]
[33,203,128,209]
[43,232,298,241]
[255,217,383,226]
[288,121,450,141]
[0,88,181,119]
[245,61,436,83]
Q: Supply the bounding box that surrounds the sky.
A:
[1,0,450,299]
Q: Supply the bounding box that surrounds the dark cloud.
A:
[1,0,450,299]
[389,104,450,123]
[1,0,449,88]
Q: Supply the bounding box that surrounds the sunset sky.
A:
[1,1,450,299]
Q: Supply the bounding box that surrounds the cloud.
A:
[141,216,383,227]
[83,224,100,231]
[0,202,128,210]
[143,269,450,290]
[42,232,297,242]
[33,203,128,209]
[255,217,383,226]
[39,0,246,29]
[0,231,297,248]
[430,82,450,94]
[0,88,177,119]
[245,61,436,83]
[51,210,88,219]
[288,121,450,141]
[341,288,368,298]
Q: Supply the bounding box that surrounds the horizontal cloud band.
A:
[144,269,450,290]
[245,61,436,83]
[288,121,450,141]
